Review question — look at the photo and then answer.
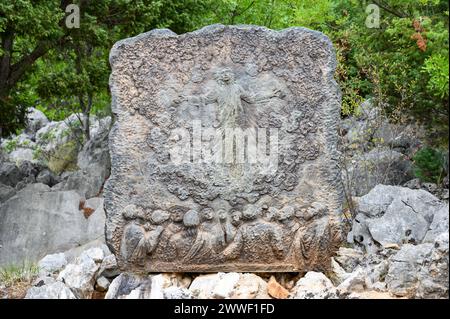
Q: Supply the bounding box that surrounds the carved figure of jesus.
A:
[179,68,283,128]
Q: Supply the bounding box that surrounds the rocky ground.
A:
[0,103,448,299]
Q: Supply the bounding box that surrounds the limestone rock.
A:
[0,186,105,266]
[25,107,49,136]
[58,253,100,299]
[290,272,338,299]
[385,233,448,299]
[337,267,366,296]
[349,185,447,252]
[211,273,240,299]
[189,273,223,299]
[35,169,59,187]
[0,162,25,187]
[104,273,150,299]
[385,243,434,297]
[38,253,67,274]
[95,276,110,292]
[344,149,413,197]
[25,281,76,299]
[0,183,15,203]
[63,131,110,199]
[422,204,449,243]
[163,286,193,299]
[230,273,270,299]
[330,257,350,284]
[416,233,449,299]
[97,254,119,278]
[334,247,364,272]
[104,272,191,299]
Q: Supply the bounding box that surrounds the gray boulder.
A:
[290,272,338,299]
[97,254,119,278]
[348,185,448,251]
[95,276,110,292]
[25,107,49,136]
[36,169,59,187]
[25,281,76,299]
[0,184,105,266]
[57,250,103,299]
[0,183,15,203]
[105,273,192,299]
[336,267,367,296]
[105,273,151,299]
[62,131,110,199]
[423,204,449,243]
[38,253,68,274]
[340,99,422,157]
[416,233,449,298]
[386,233,449,298]
[0,162,24,187]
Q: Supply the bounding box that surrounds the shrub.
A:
[412,147,446,184]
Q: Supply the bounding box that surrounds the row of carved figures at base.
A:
[120,202,338,267]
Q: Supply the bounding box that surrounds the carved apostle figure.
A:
[152,206,187,262]
[130,209,170,263]
[290,202,332,271]
[183,208,225,263]
[222,205,284,263]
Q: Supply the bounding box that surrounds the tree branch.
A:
[0,25,14,91]
[372,0,407,18]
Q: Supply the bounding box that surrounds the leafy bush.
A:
[412,147,446,183]
[2,138,18,154]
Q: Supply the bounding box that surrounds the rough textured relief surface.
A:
[105,25,343,272]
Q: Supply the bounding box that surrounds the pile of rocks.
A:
[26,245,118,299]
[0,108,111,267]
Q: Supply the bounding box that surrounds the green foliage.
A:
[412,147,446,183]
[423,53,449,98]
[2,138,18,153]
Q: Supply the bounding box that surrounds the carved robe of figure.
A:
[120,222,145,264]
[276,206,301,258]
[289,203,331,271]
[222,220,285,263]
[183,209,224,263]
[152,209,185,262]
[131,223,164,263]
[218,209,239,244]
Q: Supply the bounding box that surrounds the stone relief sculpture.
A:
[106,25,343,272]
[178,67,283,129]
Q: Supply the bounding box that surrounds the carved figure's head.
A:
[277,205,295,222]
[169,206,186,223]
[217,209,227,222]
[122,204,141,220]
[242,205,261,221]
[183,209,200,227]
[150,209,170,225]
[201,207,215,221]
[265,207,278,222]
[230,210,242,226]
[214,68,235,85]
